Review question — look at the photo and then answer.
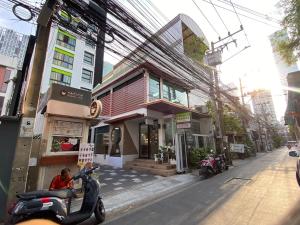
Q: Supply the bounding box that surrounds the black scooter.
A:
[7,167,105,224]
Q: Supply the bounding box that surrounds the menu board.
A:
[52,120,83,137]
[78,143,94,166]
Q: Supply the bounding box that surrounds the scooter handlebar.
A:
[72,167,99,180]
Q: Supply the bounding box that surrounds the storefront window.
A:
[51,136,80,152]
[149,76,160,101]
[111,127,121,156]
[163,81,188,106]
[165,119,175,146]
[94,126,109,154]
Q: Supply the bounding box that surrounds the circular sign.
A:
[60,90,67,96]
[90,100,102,118]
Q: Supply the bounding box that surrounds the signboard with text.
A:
[78,143,94,167]
[230,144,245,153]
[176,112,191,123]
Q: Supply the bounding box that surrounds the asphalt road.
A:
[103,148,300,225]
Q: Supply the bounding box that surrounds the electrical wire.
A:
[208,0,233,42]
[192,0,221,38]
[228,0,250,46]
[200,0,281,29]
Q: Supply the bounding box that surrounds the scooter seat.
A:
[17,190,73,200]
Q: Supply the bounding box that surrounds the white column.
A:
[158,118,165,147]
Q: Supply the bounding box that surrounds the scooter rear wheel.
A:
[94,199,105,223]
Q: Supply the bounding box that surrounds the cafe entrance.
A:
[139,123,159,159]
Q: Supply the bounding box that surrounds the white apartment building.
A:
[251,89,278,125]
[40,25,96,93]
[0,27,29,115]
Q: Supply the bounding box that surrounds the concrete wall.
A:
[200,117,212,135]
[124,120,139,150]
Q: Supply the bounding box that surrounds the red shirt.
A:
[49,175,73,190]
[60,142,74,151]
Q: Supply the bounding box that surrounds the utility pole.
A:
[206,27,244,163]
[6,0,57,211]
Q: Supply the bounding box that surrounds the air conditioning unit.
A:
[194,105,208,113]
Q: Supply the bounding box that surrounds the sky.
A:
[0,0,292,121]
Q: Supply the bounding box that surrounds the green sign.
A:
[176,112,191,123]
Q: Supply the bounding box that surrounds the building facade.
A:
[91,14,213,170]
[0,27,29,115]
[269,30,299,101]
[40,26,96,93]
[251,89,278,125]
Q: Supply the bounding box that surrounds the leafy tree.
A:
[274,0,300,65]
[206,101,244,135]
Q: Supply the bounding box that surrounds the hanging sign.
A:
[176,112,191,123]
[78,143,94,167]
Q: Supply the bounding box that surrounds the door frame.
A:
[138,123,159,159]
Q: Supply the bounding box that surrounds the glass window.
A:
[83,51,94,65]
[53,50,74,69]
[82,68,93,84]
[51,136,80,152]
[111,127,121,156]
[163,81,188,106]
[85,39,96,49]
[50,71,71,86]
[56,31,76,51]
[149,76,160,101]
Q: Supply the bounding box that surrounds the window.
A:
[53,49,74,70]
[50,68,71,86]
[163,81,188,106]
[82,68,93,84]
[83,51,94,65]
[56,30,76,51]
[149,76,160,101]
[85,39,95,49]
[94,126,109,154]
[111,127,121,156]
[51,136,80,152]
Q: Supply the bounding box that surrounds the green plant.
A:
[272,0,300,65]
[189,148,210,168]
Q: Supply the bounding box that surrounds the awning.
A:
[105,113,144,124]
[143,99,209,117]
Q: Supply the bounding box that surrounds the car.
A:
[289,150,300,186]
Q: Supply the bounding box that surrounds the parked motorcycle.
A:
[7,167,105,225]
[199,153,228,178]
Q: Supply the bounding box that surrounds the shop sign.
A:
[176,112,191,123]
[177,122,191,129]
[230,144,245,153]
[90,100,102,118]
[52,120,83,137]
[20,117,34,137]
[50,83,91,106]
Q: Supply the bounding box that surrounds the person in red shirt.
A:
[49,168,74,190]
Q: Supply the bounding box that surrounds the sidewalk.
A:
[72,173,198,218]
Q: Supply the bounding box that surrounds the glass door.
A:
[149,125,159,159]
[139,124,149,158]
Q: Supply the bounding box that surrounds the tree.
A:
[274,0,300,65]
[206,101,244,135]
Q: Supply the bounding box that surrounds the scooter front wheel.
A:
[94,199,105,223]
